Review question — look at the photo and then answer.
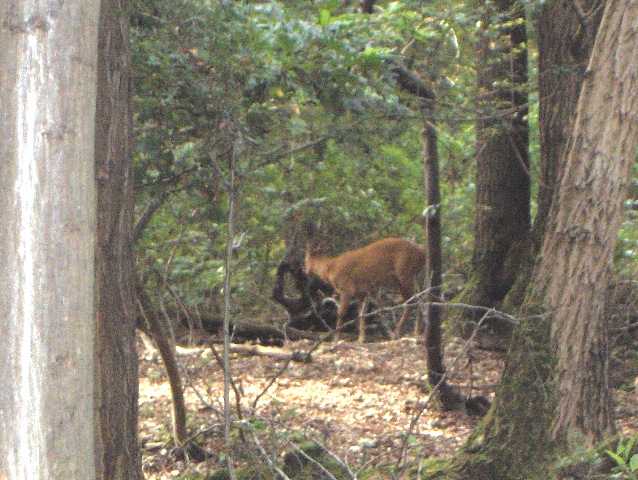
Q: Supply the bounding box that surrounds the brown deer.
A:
[304,238,425,342]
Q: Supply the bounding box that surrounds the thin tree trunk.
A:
[135,278,189,445]
[223,147,239,479]
[0,2,100,477]
[422,110,459,408]
[94,0,142,477]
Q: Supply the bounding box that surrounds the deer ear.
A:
[311,245,321,255]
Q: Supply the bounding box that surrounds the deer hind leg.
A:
[395,282,418,338]
[357,297,370,343]
[395,306,409,339]
[412,302,423,336]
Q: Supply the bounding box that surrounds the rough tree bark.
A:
[539,0,638,443]
[0,2,100,478]
[501,0,605,310]
[457,0,530,333]
[456,2,638,478]
[534,0,605,244]
[94,0,142,477]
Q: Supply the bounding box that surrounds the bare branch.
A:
[247,429,292,479]
[571,0,605,26]
[391,64,436,101]
[133,193,170,243]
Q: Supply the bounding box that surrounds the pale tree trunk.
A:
[94,0,142,477]
[456,1,638,477]
[537,0,638,443]
[0,2,100,479]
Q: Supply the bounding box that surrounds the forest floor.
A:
[139,326,638,479]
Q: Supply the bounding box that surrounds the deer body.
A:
[305,237,425,342]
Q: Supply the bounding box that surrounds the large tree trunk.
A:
[501,0,605,310]
[460,0,530,328]
[534,0,605,244]
[94,0,142,477]
[0,2,100,477]
[456,2,638,477]
[538,0,638,442]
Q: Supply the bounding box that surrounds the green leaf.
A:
[318,9,330,27]
[630,454,638,472]
[361,46,393,69]
[606,449,626,466]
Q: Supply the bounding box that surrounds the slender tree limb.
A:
[571,0,604,26]
[133,193,170,243]
[392,64,436,101]
[135,279,189,445]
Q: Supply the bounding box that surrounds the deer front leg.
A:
[395,299,410,338]
[334,296,350,342]
[357,297,369,343]
[413,305,421,336]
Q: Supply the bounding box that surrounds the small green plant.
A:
[606,434,638,478]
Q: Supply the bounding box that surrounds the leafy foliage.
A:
[131,0,481,315]
[130,0,638,477]
[606,435,638,478]
[131,0,637,317]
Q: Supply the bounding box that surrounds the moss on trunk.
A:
[451,310,558,480]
